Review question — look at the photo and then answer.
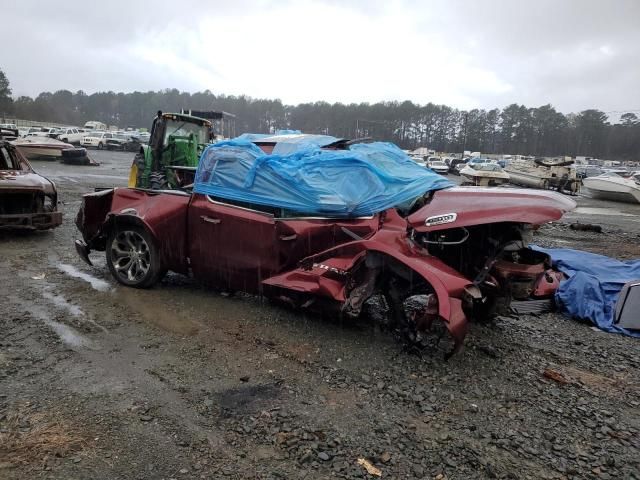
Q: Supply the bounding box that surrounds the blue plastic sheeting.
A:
[194,140,454,217]
[266,134,340,154]
[533,246,640,337]
[234,133,271,142]
[230,133,340,154]
[275,129,302,135]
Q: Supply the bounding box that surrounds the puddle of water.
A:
[16,300,94,349]
[58,263,111,292]
[42,290,84,316]
[40,288,108,333]
[573,207,637,216]
[118,288,201,335]
[43,318,92,348]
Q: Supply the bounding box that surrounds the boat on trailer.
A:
[505,158,579,194]
[459,162,510,186]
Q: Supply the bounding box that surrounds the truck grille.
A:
[0,192,43,214]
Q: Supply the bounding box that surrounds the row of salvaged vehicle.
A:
[30,126,146,152]
[1,123,577,356]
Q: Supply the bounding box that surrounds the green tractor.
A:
[129,112,212,189]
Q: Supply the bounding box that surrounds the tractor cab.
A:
[129,113,212,190]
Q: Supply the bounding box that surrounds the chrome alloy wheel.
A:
[110,231,151,283]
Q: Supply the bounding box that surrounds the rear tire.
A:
[149,171,168,190]
[106,225,164,288]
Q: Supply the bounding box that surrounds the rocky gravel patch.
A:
[1,155,639,479]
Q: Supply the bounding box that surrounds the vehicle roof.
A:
[162,113,212,127]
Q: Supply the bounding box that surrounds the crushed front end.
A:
[407,187,577,320]
[0,188,62,230]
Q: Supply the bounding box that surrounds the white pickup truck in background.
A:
[56,127,86,145]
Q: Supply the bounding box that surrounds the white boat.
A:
[582,173,640,204]
[459,162,510,186]
[505,158,579,193]
[11,137,75,159]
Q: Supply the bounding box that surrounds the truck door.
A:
[187,194,278,293]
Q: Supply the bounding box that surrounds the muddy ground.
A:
[1,151,639,480]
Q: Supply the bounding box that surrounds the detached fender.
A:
[299,239,470,346]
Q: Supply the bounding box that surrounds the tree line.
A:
[1,69,638,159]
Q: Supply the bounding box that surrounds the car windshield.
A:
[164,119,208,145]
[0,145,22,170]
[431,161,446,167]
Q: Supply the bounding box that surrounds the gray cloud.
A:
[3,0,639,114]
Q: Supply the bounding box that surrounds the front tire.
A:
[106,225,164,288]
[98,142,104,150]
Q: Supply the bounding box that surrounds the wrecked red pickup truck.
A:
[75,135,575,354]
[0,134,62,230]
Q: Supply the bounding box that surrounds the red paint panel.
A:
[109,189,190,272]
[275,217,378,271]
[187,194,278,293]
[408,187,576,232]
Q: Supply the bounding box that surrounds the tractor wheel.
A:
[149,171,168,190]
[131,153,146,188]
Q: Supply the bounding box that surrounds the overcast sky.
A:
[3,0,639,114]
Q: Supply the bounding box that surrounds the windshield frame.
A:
[163,119,209,145]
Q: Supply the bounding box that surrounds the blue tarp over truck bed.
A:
[193,139,453,217]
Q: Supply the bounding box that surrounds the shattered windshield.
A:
[164,120,208,145]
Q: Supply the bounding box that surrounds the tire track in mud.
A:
[4,258,233,456]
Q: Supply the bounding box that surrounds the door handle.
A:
[200,215,221,224]
[279,234,297,241]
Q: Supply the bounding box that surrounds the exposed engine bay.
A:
[413,222,562,317]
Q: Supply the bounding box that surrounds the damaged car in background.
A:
[0,128,62,230]
[74,134,575,356]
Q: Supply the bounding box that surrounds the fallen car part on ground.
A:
[0,139,62,230]
[534,246,640,337]
[75,137,576,356]
[614,280,640,330]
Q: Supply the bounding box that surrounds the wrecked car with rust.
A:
[74,134,575,354]
[0,131,63,230]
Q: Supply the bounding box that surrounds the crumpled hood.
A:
[408,187,576,232]
[0,170,54,191]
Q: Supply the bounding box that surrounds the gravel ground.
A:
[1,151,639,479]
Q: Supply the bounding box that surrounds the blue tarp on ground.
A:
[193,140,454,217]
[532,246,640,337]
